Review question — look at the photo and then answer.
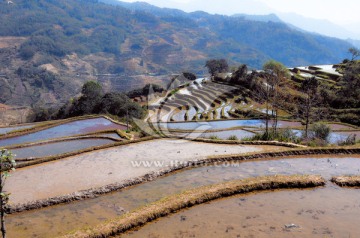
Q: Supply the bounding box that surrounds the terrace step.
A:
[173,94,206,110]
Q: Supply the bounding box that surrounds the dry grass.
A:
[190,137,306,148]
[0,36,27,48]
[62,174,325,238]
[331,176,360,187]
[206,146,360,162]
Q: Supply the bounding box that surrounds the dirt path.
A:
[6,139,286,204]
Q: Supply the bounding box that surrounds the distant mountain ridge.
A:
[0,0,354,107]
[101,0,351,66]
[231,13,283,23]
[277,12,358,40]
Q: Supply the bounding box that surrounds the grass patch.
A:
[62,175,325,238]
[169,89,179,96]
[338,134,357,146]
[227,135,238,140]
[331,176,360,187]
[247,128,300,143]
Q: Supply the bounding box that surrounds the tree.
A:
[341,61,360,107]
[230,64,248,85]
[299,77,319,138]
[262,60,290,133]
[72,81,103,115]
[349,47,360,61]
[97,92,145,121]
[81,81,103,100]
[0,149,16,238]
[256,73,273,138]
[205,59,229,76]
[182,72,197,81]
[127,84,164,99]
[309,123,331,142]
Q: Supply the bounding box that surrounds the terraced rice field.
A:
[0,124,35,135]
[1,86,359,238]
[6,139,284,204]
[159,119,301,131]
[12,138,116,160]
[7,155,360,237]
[0,117,126,147]
[123,185,360,238]
[148,80,239,122]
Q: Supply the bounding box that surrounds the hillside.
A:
[0,0,353,107]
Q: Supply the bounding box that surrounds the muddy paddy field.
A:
[123,185,360,238]
[1,116,360,237]
[7,154,360,237]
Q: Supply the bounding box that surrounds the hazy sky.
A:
[119,0,360,25]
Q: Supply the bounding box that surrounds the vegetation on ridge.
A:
[0,0,354,107]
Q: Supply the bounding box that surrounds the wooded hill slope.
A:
[0,0,353,107]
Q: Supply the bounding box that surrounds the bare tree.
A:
[205,59,229,77]
[349,47,360,61]
[255,72,274,138]
[299,77,320,138]
[263,60,290,134]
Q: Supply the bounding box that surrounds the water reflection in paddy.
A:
[123,185,360,238]
[173,128,359,143]
[12,138,115,160]
[158,119,301,131]
[0,125,34,135]
[0,118,126,147]
[291,130,360,144]
[174,129,255,140]
[7,156,360,238]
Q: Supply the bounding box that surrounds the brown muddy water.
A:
[122,185,360,238]
[327,123,358,130]
[7,139,276,204]
[7,155,360,238]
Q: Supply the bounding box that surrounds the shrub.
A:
[309,123,331,142]
[227,135,238,140]
[248,128,299,143]
[182,72,196,81]
[302,137,328,147]
[208,135,220,140]
[338,134,357,146]
[170,89,179,96]
[276,128,299,142]
[338,113,360,126]
[139,130,148,138]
